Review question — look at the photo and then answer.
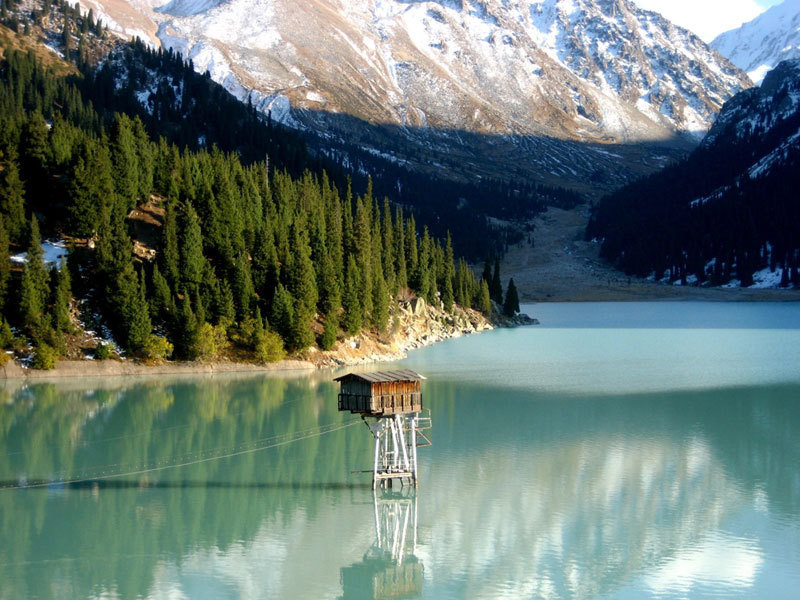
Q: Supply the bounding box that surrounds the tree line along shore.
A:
[0,44,523,372]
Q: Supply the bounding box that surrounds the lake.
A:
[1,302,799,599]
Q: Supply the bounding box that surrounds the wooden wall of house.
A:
[338,379,422,415]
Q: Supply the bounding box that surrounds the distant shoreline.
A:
[522,286,800,303]
[503,206,800,304]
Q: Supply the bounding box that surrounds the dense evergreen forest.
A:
[586,64,800,287]
[0,22,506,366]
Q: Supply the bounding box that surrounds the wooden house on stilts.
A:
[335,370,431,489]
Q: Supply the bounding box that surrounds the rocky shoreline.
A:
[1,298,536,380]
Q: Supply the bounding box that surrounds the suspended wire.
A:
[1,419,362,491]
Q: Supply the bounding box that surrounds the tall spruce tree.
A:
[110,114,139,211]
[371,268,389,333]
[442,233,455,312]
[270,283,294,346]
[478,279,491,316]
[115,265,152,353]
[0,217,9,313]
[342,255,362,335]
[52,259,74,333]
[20,217,48,330]
[0,152,27,243]
[150,263,174,319]
[180,201,205,294]
[353,197,372,320]
[490,257,503,304]
[503,278,520,317]
[394,206,408,290]
[176,294,198,359]
[288,225,317,350]
[160,201,180,289]
[320,312,338,350]
[405,215,418,286]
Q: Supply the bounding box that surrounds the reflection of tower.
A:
[339,491,423,599]
[335,371,432,490]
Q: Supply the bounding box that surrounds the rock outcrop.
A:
[308,297,499,367]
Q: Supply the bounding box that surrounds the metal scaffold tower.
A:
[335,370,432,490]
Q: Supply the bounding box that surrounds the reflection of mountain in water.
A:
[0,377,797,598]
[420,381,798,597]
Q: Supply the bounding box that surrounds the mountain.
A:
[711,0,800,85]
[586,59,800,288]
[82,0,751,192]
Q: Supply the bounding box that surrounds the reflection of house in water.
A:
[340,491,423,599]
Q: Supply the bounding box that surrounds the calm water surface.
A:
[1,302,799,599]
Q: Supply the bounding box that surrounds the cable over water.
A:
[1,419,362,491]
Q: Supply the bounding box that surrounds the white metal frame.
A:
[367,414,422,490]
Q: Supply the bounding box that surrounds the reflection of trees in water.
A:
[0,378,796,598]
[0,375,370,600]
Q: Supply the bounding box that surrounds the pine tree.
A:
[381,197,395,291]
[503,278,520,317]
[217,279,236,327]
[132,117,154,202]
[270,283,294,346]
[115,265,152,353]
[110,114,139,211]
[490,257,503,304]
[416,227,432,302]
[394,207,408,290]
[318,251,341,316]
[442,233,455,312]
[320,312,338,350]
[353,197,372,319]
[20,217,48,330]
[232,251,255,320]
[62,17,72,61]
[160,201,180,288]
[287,224,316,351]
[52,259,74,333]
[371,268,389,333]
[179,201,205,293]
[150,264,175,322]
[0,217,9,313]
[176,294,198,359]
[0,152,27,243]
[477,279,491,316]
[67,156,96,237]
[288,224,318,318]
[405,215,418,287]
[481,259,492,286]
[341,255,362,335]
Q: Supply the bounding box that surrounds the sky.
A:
[633,0,784,42]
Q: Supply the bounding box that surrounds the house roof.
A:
[333,369,426,383]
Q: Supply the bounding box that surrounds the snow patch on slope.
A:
[712,0,800,84]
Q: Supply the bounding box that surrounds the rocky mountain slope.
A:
[712,0,800,85]
[586,59,800,288]
[81,0,751,191]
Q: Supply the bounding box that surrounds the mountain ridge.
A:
[586,58,800,289]
[81,0,751,190]
[711,0,800,85]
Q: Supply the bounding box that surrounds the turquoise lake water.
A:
[1,302,799,599]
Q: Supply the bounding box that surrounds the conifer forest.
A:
[0,10,510,367]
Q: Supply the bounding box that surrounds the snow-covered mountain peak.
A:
[703,58,800,152]
[84,0,751,190]
[711,0,800,85]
